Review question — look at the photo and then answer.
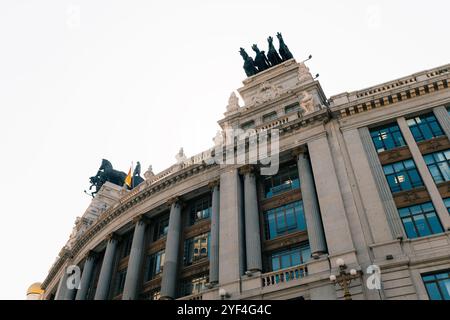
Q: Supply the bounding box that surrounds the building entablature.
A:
[329,64,450,121]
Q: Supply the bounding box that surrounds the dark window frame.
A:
[398,202,444,239]
[422,270,450,300]
[264,200,306,240]
[369,122,406,153]
[424,149,450,184]
[406,113,444,142]
[383,159,423,193]
[269,242,311,272]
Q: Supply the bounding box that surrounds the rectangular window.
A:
[263,111,277,123]
[444,198,450,214]
[270,243,310,271]
[398,202,443,239]
[263,163,300,198]
[189,195,211,225]
[424,149,450,184]
[422,270,450,300]
[153,215,169,241]
[383,159,423,193]
[264,201,307,240]
[369,123,406,153]
[241,120,255,130]
[184,233,210,266]
[144,250,165,282]
[285,103,300,114]
[178,274,209,297]
[119,232,133,259]
[406,113,444,142]
[113,269,127,296]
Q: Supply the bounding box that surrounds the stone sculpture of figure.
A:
[251,44,271,72]
[267,36,282,66]
[239,47,258,77]
[176,148,187,163]
[276,32,294,61]
[144,165,155,180]
[226,92,240,113]
[300,90,315,114]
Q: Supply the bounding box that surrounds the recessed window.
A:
[406,113,444,142]
[383,159,423,193]
[113,268,127,296]
[270,243,310,271]
[264,201,306,240]
[153,215,169,241]
[178,274,209,297]
[263,163,300,198]
[422,270,450,300]
[263,111,277,123]
[424,149,450,184]
[189,195,211,225]
[184,233,210,266]
[144,250,165,282]
[119,232,133,259]
[398,202,443,239]
[444,198,450,214]
[241,120,255,130]
[370,123,406,153]
[285,103,300,114]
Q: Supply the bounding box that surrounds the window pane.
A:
[425,283,443,300]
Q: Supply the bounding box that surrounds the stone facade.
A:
[41,59,450,300]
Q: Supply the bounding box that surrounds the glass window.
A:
[424,149,450,184]
[263,111,277,123]
[264,201,306,240]
[422,270,450,300]
[398,202,443,239]
[285,103,300,114]
[270,243,311,271]
[140,289,160,300]
[178,274,208,297]
[383,159,423,193]
[153,215,169,241]
[370,123,406,153]
[241,120,255,130]
[189,196,211,225]
[184,233,210,266]
[144,250,165,282]
[444,198,450,214]
[113,268,127,296]
[406,113,444,142]
[119,232,133,259]
[263,163,300,198]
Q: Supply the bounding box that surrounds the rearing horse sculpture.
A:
[87,159,127,197]
[276,32,293,61]
[267,36,282,66]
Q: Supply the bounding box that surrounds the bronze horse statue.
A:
[251,44,271,72]
[267,36,282,66]
[239,47,258,77]
[86,159,127,197]
[276,32,293,61]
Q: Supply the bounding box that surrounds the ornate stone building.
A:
[41,58,450,300]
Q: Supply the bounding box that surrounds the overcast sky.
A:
[0,0,448,299]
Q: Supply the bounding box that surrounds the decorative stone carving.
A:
[251,81,284,105]
[297,62,313,83]
[300,90,315,114]
[226,92,240,114]
[175,148,187,164]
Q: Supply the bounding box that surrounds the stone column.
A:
[63,265,77,300]
[433,106,450,140]
[160,198,182,299]
[208,180,220,285]
[219,168,245,285]
[397,117,450,230]
[240,165,262,272]
[294,148,327,258]
[307,134,354,254]
[359,127,405,238]
[94,234,119,300]
[54,272,68,300]
[75,252,96,300]
[122,215,148,300]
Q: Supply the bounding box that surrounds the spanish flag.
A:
[125,163,133,188]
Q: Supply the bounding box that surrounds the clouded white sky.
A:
[0,0,448,299]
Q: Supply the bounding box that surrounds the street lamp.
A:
[329,258,360,300]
